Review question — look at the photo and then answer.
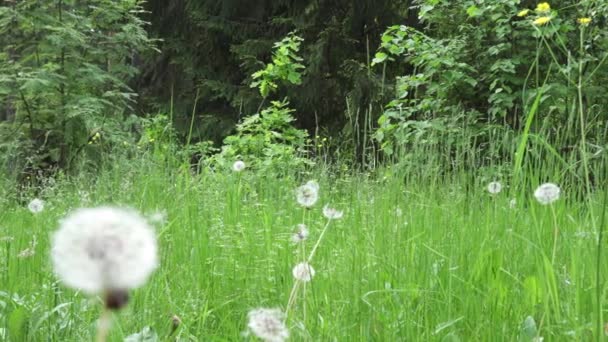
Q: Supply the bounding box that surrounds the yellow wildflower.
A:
[577,17,592,26]
[536,2,551,13]
[517,9,530,17]
[533,16,552,25]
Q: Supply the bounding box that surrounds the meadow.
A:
[0,155,606,341]
[1,1,608,341]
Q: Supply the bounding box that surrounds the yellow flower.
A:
[536,2,550,13]
[517,9,530,17]
[533,16,552,25]
[577,17,592,26]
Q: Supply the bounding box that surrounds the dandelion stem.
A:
[285,280,301,317]
[549,204,559,264]
[306,219,332,263]
[95,307,111,342]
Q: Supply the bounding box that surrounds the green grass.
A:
[0,159,606,341]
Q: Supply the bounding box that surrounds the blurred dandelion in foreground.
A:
[28,198,44,214]
[534,183,560,205]
[232,160,246,172]
[322,205,343,220]
[487,181,502,194]
[517,9,530,17]
[51,207,158,297]
[291,224,309,243]
[292,262,315,282]
[247,308,289,342]
[52,207,158,342]
[296,182,319,208]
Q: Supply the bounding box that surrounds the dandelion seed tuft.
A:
[292,262,315,282]
[487,181,502,194]
[322,204,343,220]
[534,183,560,205]
[28,198,44,214]
[296,182,319,208]
[51,207,158,295]
[247,308,289,342]
[232,160,246,172]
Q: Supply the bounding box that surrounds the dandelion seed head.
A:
[51,207,158,294]
[291,224,309,243]
[487,181,502,194]
[296,183,319,208]
[232,160,246,172]
[322,204,343,220]
[247,308,289,342]
[28,198,44,214]
[534,183,560,205]
[292,262,315,282]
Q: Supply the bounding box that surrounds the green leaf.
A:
[372,52,388,65]
[8,307,28,341]
[466,5,481,17]
[519,316,538,342]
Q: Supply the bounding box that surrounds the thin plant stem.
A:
[549,204,559,264]
[306,219,332,263]
[95,307,111,342]
[596,170,608,341]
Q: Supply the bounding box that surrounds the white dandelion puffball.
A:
[296,182,319,208]
[232,160,246,172]
[51,207,158,294]
[28,198,44,214]
[291,224,309,243]
[323,204,343,220]
[247,308,289,342]
[487,181,502,194]
[292,262,315,282]
[534,183,560,205]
